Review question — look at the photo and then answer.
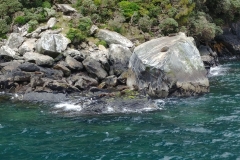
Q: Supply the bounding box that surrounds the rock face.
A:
[96,29,134,48]
[128,32,209,98]
[6,33,25,49]
[36,34,70,58]
[198,45,218,69]
[109,44,132,76]
[215,25,240,56]
[23,52,54,66]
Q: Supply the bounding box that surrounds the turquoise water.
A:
[1,60,240,159]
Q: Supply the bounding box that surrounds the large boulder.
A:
[6,33,25,49]
[23,52,54,66]
[0,45,18,59]
[36,34,70,58]
[96,29,134,48]
[19,38,37,55]
[56,4,77,13]
[82,57,108,80]
[65,56,83,70]
[109,44,132,76]
[128,32,209,98]
[198,45,218,69]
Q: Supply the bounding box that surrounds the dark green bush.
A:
[42,1,51,8]
[66,28,86,43]
[118,1,140,20]
[78,17,92,33]
[14,16,27,25]
[159,18,178,35]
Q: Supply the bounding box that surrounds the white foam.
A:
[55,102,82,111]
[209,65,229,76]
[0,124,3,129]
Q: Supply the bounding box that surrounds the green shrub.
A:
[96,40,107,47]
[138,16,153,32]
[159,18,178,35]
[78,17,92,33]
[27,20,38,33]
[118,1,140,19]
[66,28,86,43]
[14,16,27,25]
[108,19,124,34]
[42,1,51,8]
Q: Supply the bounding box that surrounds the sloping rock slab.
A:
[128,32,209,98]
[96,29,133,48]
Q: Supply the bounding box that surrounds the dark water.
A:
[1,60,240,160]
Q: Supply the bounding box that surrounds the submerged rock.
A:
[128,32,209,98]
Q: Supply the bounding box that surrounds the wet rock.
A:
[22,92,66,102]
[39,67,63,80]
[44,79,79,93]
[6,33,25,49]
[36,34,70,58]
[73,75,99,90]
[129,32,209,98]
[18,62,40,72]
[7,70,31,82]
[109,44,132,76]
[102,75,117,87]
[0,61,21,73]
[23,52,54,66]
[65,56,83,70]
[82,57,108,80]
[53,64,71,77]
[96,29,134,48]
[199,45,219,69]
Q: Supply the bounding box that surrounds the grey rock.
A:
[39,67,63,80]
[0,45,18,59]
[65,56,83,70]
[23,52,54,66]
[96,29,134,48]
[90,50,109,71]
[53,64,71,77]
[63,48,87,61]
[47,17,57,28]
[18,62,40,72]
[82,57,108,80]
[19,38,37,55]
[56,4,77,13]
[6,33,25,49]
[36,34,70,58]
[44,79,79,93]
[109,44,132,76]
[73,75,98,90]
[198,45,219,69]
[90,25,99,35]
[103,75,117,87]
[128,32,209,98]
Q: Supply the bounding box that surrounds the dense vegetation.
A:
[1,0,240,43]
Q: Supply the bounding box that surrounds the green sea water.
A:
[1,60,240,160]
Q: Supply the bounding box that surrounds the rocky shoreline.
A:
[0,4,238,114]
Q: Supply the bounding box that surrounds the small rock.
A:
[65,56,83,70]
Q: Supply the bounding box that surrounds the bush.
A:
[78,17,92,33]
[66,28,86,43]
[0,19,9,38]
[28,20,38,33]
[159,18,178,35]
[138,16,153,32]
[42,1,51,8]
[14,16,27,25]
[118,1,140,20]
[96,40,108,47]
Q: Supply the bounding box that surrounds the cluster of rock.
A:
[0,5,212,99]
[0,19,135,96]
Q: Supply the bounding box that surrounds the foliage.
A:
[159,18,178,35]
[42,1,51,8]
[14,16,27,25]
[118,1,140,20]
[28,20,39,33]
[138,16,153,32]
[0,19,9,38]
[66,28,86,44]
[96,40,107,47]
[78,17,92,33]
